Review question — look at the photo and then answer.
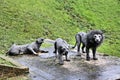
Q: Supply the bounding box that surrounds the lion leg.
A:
[82,44,86,53]
[53,42,57,61]
[65,52,70,61]
[77,42,81,56]
[58,49,64,65]
[86,47,90,61]
[92,48,98,60]
[53,42,57,53]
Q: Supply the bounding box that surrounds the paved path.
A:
[11,39,120,80]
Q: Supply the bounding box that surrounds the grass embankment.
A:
[0,57,16,67]
[0,0,120,57]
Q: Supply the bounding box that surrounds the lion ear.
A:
[40,38,44,41]
[36,39,39,43]
[36,38,44,43]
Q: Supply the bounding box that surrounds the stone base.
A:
[0,55,29,79]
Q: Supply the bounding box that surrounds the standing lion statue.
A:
[72,30,104,61]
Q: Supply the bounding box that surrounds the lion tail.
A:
[72,34,81,49]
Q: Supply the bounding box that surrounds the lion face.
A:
[93,34,103,43]
[61,47,68,55]
[36,38,44,44]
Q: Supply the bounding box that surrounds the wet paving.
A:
[10,40,120,80]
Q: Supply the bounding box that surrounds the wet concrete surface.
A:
[10,40,120,80]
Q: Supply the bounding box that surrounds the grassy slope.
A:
[0,0,120,56]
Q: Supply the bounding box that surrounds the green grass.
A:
[0,0,120,57]
[41,43,53,48]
